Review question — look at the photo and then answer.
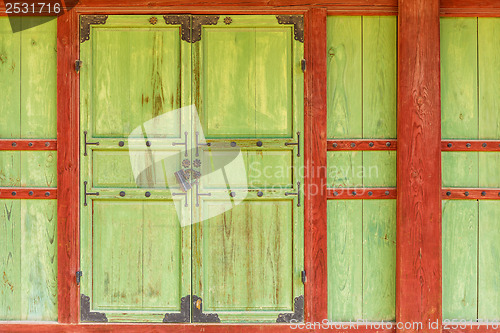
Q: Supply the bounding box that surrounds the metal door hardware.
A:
[84,131,99,156]
[83,181,99,206]
[76,271,83,285]
[195,182,211,207]
[276,295,304,323]
[173,131,188,157]
[301,270,306,284]
[196,131,210,157]
[163,295,190,323]
[285,132,301,157]
[81,294,108,322]
[285,181,301,207]
[175,169,201,192]
[192,295,220,323]
[172,192,188,207]
[80,15,109,43]
[75,60,83,73]
[276,15,304,43]
[301,59,306,72]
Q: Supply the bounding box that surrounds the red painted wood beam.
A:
[442,188,500,200]
[0,188,57,199]
[397,0,442,332]
[441,0,500,17]
[327,188,396,199]
[57,9,80,324]
[327,139,397,151]
[304,7,328,324]
[441,140,500,151]
[0,139,57,150]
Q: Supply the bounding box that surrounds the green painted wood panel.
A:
[478,201,500,320]
[0,18,21,139]
[362,16,397,139]
[479,153,500,187]
[442,200,478,320]
[0,151,57,187]
[479,18,500,140]
[362,200,396,320]
[441,18,478,140]
[441,152,478,187]
[327,16,362,139]
[0,17,56,139]
[0,200,57,321]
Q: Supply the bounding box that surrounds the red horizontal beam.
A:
[441,140,500,151]
[0,188,57,199]
[327,139,397,151]
[0,139,57,151]
[327,187,396,199]
[442,188,500,200]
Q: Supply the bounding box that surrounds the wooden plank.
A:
[397,0,442,331]
[442,188,500,199]
[0,151,21,187]
[442,140,500,151]
[303,7,327,323]
[20,17,57,139]
[327,151,362,188]
[441,151,478,187]
[0,17,21,139]
[478,201,500,320]
[20,200,57,320]
[362,16,397,139]
[328,139,397,151]
[326,16,362,139]
[479,152,500,187]
[0,140,57,150]
[440,17,478,140]
[442,200,478,320]
[362,199,396,321]
[363,151,396,187]
[56,10,79,323]
[441,1,500,17]
[327,200,362,321]
[0,200,21,320]
[20,151,57,188]
[327,187,396,199]
[0,188,57,199]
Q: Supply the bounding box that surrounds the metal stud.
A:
[146,141,152,147]
[332,143,338,148]
[464,191,469,196]
[120,191,126,197]
[369,142,374,147]
[385,191,390,195]
[466,143,471,148]
[229,192,236,197]
[350,143,356,148]
[333,191,338,196]
[481,191,486,196]
[45,192,50,197]
[145,192,151,197]
[12,142,17,147]
[482,143,487,148]
[447,143,452,148]
[257,191,263,197]
[386,142,391,147]
[28,142,33,147]
[118,141,124,147]
[446,191,451,196]
[230,142,237,147]
[368,191,373,196]
[11,191,16,196]
[352,191,357,196]
[29,191,34,196]
[256,141,263,147]
[45,142,50,147]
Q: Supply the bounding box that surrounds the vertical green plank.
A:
[0,151,21,187]
[327,16,362,139]
[0,200,21,320]
[255,30,292,137]
[20,17,57,139]
[327,151,363,188]
[479,152,500,187]
[20,151,57,187]
[362,200,396,320]
[442,200,478,320]
[442,152,478,187]
[204,29,256,138]
[93,30,130,137]
[21,200,57,321]
[0,18,21,138]
[478,201,500,320]
[479,18,500,140]
[362,151,396,187]
[328,200,362,321]
[362,16,397,139]
[441,18,478,139]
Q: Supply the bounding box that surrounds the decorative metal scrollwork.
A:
[276,15,304,43]
[80,294,108,322]
[276,295,304,323]
[80,15,109,43]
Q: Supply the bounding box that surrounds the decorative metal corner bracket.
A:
[164,15,191,43]
[191,16,220,43]
[192,295,221,323]
[80,15,108,43]
[80,294,108,323]
[163,295,190,323]
[276,15,304,43]
[276,295,304,323]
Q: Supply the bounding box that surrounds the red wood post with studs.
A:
[397,0,442,332]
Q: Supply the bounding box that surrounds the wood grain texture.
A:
[442,140,500,151]
[442,188,500,199]
[303,7,328,324]
[328,139,397,151]
[56,10,79,323]
[0,140,57,151]
[0,188,57,199]
[397,0,442,331]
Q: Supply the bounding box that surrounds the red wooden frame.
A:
[397,1,442,333]
[441,140,500,151]
[0,139,57,150]
[0,188,57,199]
[442,188,500,200]
[327,188,396,199]
[327,139,397,151]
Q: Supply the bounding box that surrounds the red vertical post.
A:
[304,7,328,324]
[397,0,442,332]
[57,9,80,323]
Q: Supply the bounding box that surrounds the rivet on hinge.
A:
[75,60,82,73]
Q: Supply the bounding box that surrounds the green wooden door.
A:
[80,14,303,323]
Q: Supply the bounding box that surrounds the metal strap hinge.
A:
[301,270,306,284]
[285,181,301,207]
[301,59,306,73]
[76,270,83,285]
[75,60,82,73]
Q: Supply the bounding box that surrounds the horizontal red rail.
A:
[441,140,500,151]
[327,187,397,199]
[442,188,500,200]
[0,188,57,199]
[327,139,397,151]
[0,139,57,151]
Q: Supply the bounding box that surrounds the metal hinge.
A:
[75,60,82,73]
[285,181,301,207]
[301,270,306,284]
[76,271,83,285]
[301,59,306,73]
[83,181,99,206]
